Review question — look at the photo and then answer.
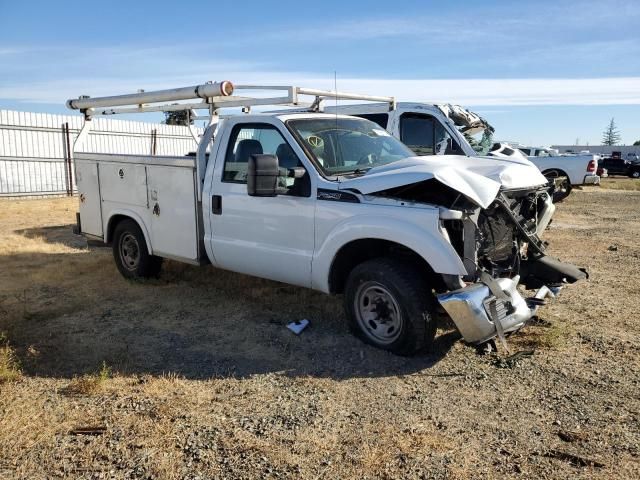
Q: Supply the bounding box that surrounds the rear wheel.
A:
[631,170,640,179]
[544,170,572,202]
[112,219,162,279]
[344,258,436,356]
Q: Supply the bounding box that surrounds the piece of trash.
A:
[608,245,618,252]
[492,349,535,368]
[557,430,589,443]
[545,449,604,468]
[287,319,309,335]
[69,426,107,436]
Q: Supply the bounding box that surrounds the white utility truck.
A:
[68,82,586,355]
[321,103,598,202]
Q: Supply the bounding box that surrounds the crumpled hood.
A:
[337,156,548,209]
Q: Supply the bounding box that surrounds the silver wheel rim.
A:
[354,281,403,345]
[119,233,140,271]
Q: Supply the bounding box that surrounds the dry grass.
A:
[0,333,21,383]
[0,195,639,478]
[599,177,640,191]
[60,361,111,396]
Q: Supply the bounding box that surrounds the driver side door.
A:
[208,121,315,288]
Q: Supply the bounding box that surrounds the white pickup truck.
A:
[488,144,600,201]
[322,102,490,158]
[69,83,586,355]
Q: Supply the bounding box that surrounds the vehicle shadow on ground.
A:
[2,228,462,381]
[15,225,88,249]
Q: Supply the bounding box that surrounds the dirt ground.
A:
[1,183,639,479]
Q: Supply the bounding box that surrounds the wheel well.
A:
[106,215,135,244]
[542,168,569,179]
[328,239,441,294]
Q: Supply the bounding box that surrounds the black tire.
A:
[631,170,640,179]
[112,219,163,279]
[343,258,436,356]
[544,170,572,202]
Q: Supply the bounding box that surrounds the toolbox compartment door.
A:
[75,160,103,237]
[146,165,199,261]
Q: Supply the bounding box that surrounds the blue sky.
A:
[1,0,639,145]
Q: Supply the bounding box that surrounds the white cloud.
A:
[3,74,640,107]
[1,42,639,108]
[328,77,640,106]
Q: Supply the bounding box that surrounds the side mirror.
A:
[247,154,279,197]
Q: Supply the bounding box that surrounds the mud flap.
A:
[520,255,588,289]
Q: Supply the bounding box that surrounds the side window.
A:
[401,114,435,155]
[223,123,309,196]
[400,114,462,156]
[355,113,389,129]
[520,148,531,156]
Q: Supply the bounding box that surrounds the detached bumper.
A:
[437,256,587,345]
[437,277,555,345]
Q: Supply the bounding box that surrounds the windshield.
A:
[287,117,414,176]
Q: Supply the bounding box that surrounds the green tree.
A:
[633,139,640,146]
[163,109,192,126]
[602,118,621,146]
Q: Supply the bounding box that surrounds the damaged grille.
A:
[475,189,548,277]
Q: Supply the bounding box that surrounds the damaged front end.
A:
[437,187,588,346]
[339,157,588,348]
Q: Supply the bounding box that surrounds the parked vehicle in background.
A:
[600,157,640,178]
[626,152,640,164]
[68,83,586,355]
[489,144,600,201]
[597,166,608,178]
[321,102,490,158]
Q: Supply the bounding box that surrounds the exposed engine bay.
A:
[375,179,563,284]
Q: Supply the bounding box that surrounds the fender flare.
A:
[104,209,153,254]
[312,214,467,293]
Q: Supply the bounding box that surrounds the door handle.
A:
[212,195,222,215]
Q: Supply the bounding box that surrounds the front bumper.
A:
[437,276,557,345]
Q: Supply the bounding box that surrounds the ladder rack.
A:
[66,81,396,119]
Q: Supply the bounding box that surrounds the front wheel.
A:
[631,170,640,179]
[344,258,436,356]
[112,219,163,279]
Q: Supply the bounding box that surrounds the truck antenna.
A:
[334,71,338,130]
